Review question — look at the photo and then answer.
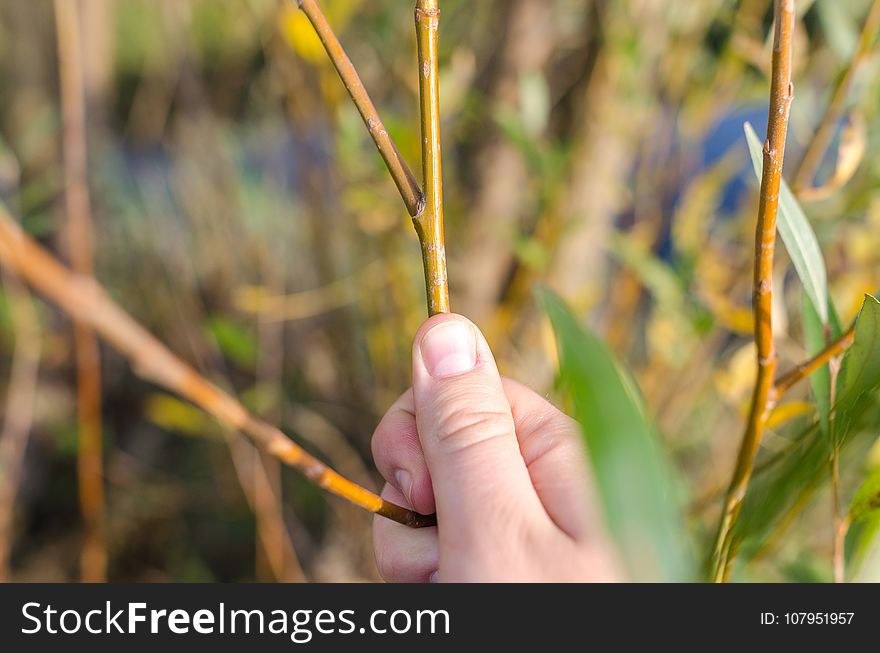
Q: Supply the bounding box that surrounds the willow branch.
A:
[296,0,424,217]
[710,0,795,583]
[771,324,856,400]
[55,0,106,582]
[793,0,880,192]
[0,205,436,529]
[297,0,450,315]
[415,0,450,316]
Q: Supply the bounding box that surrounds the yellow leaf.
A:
[766,401,814,429]
[541,315,559,371]
[799,112,866,202]
[714,343,756,404]
[279,6,326,64]
[847,209,880,265]
[867,436,880,469]
[834,273,876,323]
[145,393,216,438]
[701,290,753,335]
[279,1,359,65]
[647,310,693,367]
[672,153,736,257]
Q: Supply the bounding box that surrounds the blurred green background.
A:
[1,0,879,581]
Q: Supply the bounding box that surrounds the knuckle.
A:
[432,403,514,453]
[520,413,584,466]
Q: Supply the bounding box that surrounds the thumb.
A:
[411,314,544,542]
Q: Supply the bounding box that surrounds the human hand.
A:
[371,313,621,582]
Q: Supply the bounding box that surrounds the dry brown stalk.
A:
[227,435,306,582]
[54,0,107,582]
[0,204,436,529]
[793,0,880,192]
[710,0,795,583]
[0,273,41,582]
[253,253,305,582]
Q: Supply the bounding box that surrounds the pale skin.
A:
[372,313,622,582]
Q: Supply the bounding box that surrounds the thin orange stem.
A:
[0,204,436,529]
[771,325,856,400]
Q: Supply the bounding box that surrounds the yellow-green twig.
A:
[710,0,795,583]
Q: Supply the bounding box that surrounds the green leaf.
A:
[518,71,550,137]
[802,294,829,436]
[816,0,858,62]
[206,316,258,369]
[850,467,880,525]
[801,293,837,437]
[608,232,686,311]
[540,289,692,581]
[836,295,880,439]
[0,290,11,334]
[512,235,551,272]
[734,423,828,551]
[145,393,218,438]
[735,296,880,561]
[743,122,829,324]
[847,512,880,580]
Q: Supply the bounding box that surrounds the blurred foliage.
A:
[543,290,693,581]
[0,0,879,581]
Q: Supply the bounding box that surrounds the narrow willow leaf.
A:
[802,293,831,436]
[798,113,866,202]
[540,289,692,581]
[744,122,828,324]
[206,316,258,368]
[735,423,827,549]
[847,513,880,580]
[847,462,880,578]
[801,292,842,438]
[608,232,685,310]
[850,467,880,525]
[145,393,217,438]
[816,0,859,62]
[836,295,880,438]
[736,297,880,557]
